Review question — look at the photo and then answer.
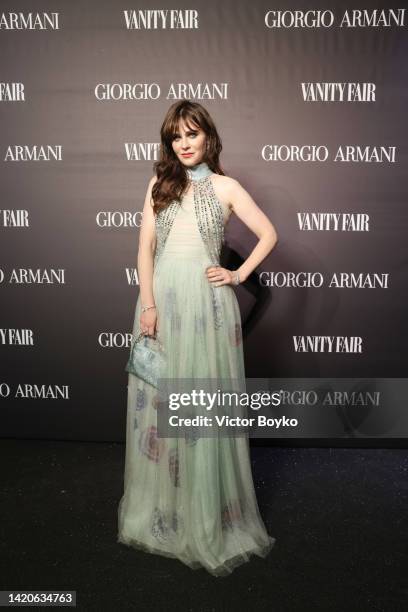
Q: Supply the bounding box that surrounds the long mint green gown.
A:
[117,161,275,576]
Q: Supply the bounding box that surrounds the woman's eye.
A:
[173,133,197,141]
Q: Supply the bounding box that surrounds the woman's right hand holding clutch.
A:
[140,306,159,337]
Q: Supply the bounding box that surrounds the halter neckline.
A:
[185,161,213,182]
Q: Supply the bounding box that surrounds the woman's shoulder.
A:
[211,172,238,186]
[210,173,239,212]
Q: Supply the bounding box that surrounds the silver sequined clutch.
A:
[125,331,166,389]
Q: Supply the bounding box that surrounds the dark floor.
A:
[0,439,407,612]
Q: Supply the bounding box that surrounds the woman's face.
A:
[171,119,207,168]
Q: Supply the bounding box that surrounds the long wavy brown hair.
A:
[151,100,225,216]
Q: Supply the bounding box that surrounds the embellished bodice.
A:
[153,171,230,267]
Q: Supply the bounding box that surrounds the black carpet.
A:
[1,439,407,611]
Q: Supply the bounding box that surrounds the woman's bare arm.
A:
[137,175,158,305]
[227,178,278,282]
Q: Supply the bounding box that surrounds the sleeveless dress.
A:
[117,171,276,576]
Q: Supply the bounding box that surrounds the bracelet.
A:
[141,304,156,313]
[232,271,240,286]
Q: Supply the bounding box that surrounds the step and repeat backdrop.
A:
[1,0,407,443]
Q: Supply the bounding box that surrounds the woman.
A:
[118,100,278,576]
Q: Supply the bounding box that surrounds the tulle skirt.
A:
[117,251,276,576]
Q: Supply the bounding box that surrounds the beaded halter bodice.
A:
[153,161,225,266]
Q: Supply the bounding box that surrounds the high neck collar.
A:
[185,161,213,182]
